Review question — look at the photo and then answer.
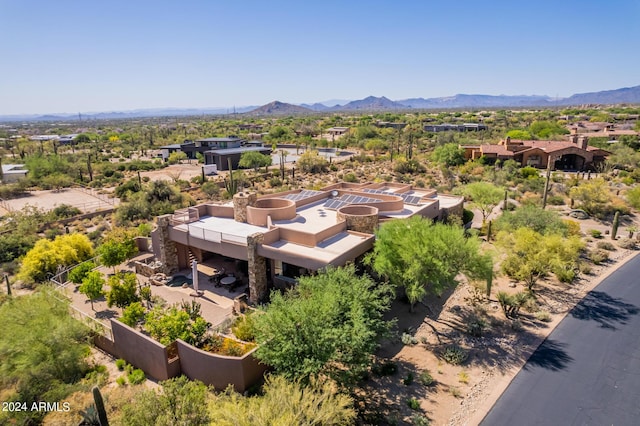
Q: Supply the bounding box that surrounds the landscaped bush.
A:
[597,241,616,251]
[231,313,257,342]
[115,359,127,371]
[617,237,638,250]
[127,368,146,385]
[442,345,468,365]
[589,229,603,239]
[407,398,421,410]
[418,370,435,386]
[401,332,418,346]
[589,249,610,265]
[535,310,552,322]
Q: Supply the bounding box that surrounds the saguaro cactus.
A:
[93,386,109,426]
[225,158,238,196]
[611,211,620,240]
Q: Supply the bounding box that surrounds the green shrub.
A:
[115,359,127,371]
[546,195,565,205]
[411,414,431,426]
[343,173,358,183]
[401,332,418,346]
[232,313,257,342]
[127,368,146,385]
[587,229,602,238]
[269,177,283,187]
[466,316,487,337]
[535,310,552,322]
[442,345,468,365]
[116,376,126,386]
[407,398,421,411]
[554,266,576,283]
[418,370,435,386]
[457,370,469,384]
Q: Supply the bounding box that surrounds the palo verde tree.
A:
[106,272,140,309]
[497,227,584,290]
[253,265,394,386]
[367,216,493,310]
[79,271,105,311]
[238,151,272,172]
[98,228,138,273]
[461,181,504,223]
[0,290,91,425]
[18,233,94,284]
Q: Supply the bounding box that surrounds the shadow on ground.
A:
[569,290,639,330]
[524,339,572,371]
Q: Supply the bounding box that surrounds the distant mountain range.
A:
[2,85,638,122]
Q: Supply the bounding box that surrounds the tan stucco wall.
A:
[176,340,268,392]
[109,320,181,381]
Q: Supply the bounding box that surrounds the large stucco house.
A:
[151,182,463,304]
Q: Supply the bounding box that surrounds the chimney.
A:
[233,192,257,223]
[578,136,588,150]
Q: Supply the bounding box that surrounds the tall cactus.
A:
[611,211,620,240]
[224,158,238,196]
[93,386,109,426]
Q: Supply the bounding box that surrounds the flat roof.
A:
[205,147,272,156]
[160,144,182,149]
[262,231,373,266]
[273,199,338,233]
[174,215,266,244]
[197,137,244,142]
[1,164,27,174]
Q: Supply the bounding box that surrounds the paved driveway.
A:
[481,254,640,426]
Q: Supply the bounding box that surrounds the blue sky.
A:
[1,0,639,115]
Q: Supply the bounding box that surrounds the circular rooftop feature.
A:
[337,205,379,234]
[247,197,296,226]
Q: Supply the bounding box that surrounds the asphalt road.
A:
[481,254,640,426]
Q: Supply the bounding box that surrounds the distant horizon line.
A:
[2,84,639,118]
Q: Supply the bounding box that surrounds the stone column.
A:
[233,192,257,223]
[153,214,179,275]
[247,232,267,305]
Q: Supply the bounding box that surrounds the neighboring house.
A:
[204,146,272,171]
[567,121,639,139]
[375,121,408,130]
[58,134,79,144]
[326,127,350,138]
[461,135,609,170]
[1,164,28,183]
[160,137,245,161]
[424,123,488,132]
[152,182,464,304]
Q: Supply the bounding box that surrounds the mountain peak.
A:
[246,101,313,116]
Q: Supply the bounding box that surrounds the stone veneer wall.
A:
[337,207,378,234]
[247,232,267,304]
[153,214,179,275]
[233,192,257,223]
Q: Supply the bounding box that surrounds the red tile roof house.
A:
[461,135,609,171]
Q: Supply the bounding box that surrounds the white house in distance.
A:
[1,164,28,184]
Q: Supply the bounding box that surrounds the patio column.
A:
[153,214,179,275]
[247,232,267,305]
